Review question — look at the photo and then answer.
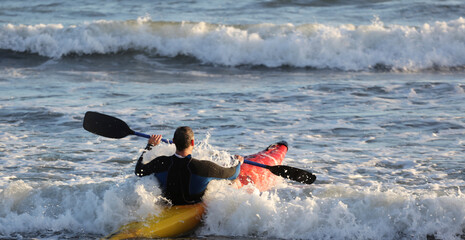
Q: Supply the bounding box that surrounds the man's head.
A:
[173,126,194,151]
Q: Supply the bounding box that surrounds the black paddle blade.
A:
[268,165,316,185]
[83,111,135,138]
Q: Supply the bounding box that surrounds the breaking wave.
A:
[1,16,465,71]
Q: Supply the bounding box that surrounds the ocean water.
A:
[1,0,465,239]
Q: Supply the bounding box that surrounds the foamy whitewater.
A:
[1,0,465,239]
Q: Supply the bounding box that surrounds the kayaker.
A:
[135,126,244,205]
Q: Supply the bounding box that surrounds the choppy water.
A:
[1,0,465,239]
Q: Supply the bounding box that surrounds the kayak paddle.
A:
[242,160,316,185]
[83,111,316,184]
[83,111,172,143]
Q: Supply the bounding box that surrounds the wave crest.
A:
[1,17,465,71]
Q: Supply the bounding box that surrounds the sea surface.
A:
[1,0,465,239]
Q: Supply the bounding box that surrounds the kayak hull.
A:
[237,141,288,191]
[104,141,288,239]
[105,203,205,240]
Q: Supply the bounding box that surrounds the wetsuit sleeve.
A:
[189,160,242,180]
[135,144,156,177]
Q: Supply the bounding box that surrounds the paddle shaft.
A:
[133,131,173,144]
[241,159,271,169]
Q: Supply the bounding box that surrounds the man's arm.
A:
[135,135,163,177]
[190,156,244,180]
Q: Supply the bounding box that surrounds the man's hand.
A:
[234,155,244,164]
[148,134,163,146]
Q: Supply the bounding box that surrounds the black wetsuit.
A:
[135,144,241,205]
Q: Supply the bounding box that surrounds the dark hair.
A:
[173,126,194,151]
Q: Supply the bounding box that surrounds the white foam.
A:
[200,182,465,239]
[2,17,465,71]
[0,177,166,236]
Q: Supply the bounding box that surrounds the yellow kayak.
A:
[104,203,205,239]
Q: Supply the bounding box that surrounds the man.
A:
[135,126,244,205]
